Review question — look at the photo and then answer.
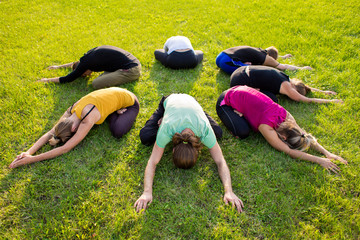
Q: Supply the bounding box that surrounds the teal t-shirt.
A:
[156,94,217,149]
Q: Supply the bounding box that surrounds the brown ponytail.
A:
[49,118,74,146]
[276,121,316,151]
[172,132,202,169]
[291,79,311,96]
[266,46,279,60]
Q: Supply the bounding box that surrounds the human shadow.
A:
[1,74,144,238]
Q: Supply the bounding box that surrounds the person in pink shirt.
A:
[216,86,347,173]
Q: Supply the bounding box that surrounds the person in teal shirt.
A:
[135,94,244,213]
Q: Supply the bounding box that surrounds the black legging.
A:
[154,49,203,69]
[140,96,222,146]
[107,97,140,138]
[216,91,251,139]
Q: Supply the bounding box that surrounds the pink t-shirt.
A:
[221,86,287,131]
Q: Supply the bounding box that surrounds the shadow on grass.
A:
[215,69,232,93]
[151,61,203,96]
[0,75,147,238]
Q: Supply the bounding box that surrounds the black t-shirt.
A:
[59,45,140,83]
[222,46,267,65]
[230,66,290,94]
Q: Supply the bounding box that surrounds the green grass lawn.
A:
[1,0,359,239]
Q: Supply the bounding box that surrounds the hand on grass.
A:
[224,191,244,213]
[134,192,153,213]
[323,90,337,95]
[9,153,33,168]
[301,66,313,70]
[318,158,341,174]
[325,153,348,165]
[38,78,50,83]
[330,99,343,104]
[281,54,293,59]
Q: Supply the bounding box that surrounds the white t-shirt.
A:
[164,36,194,54]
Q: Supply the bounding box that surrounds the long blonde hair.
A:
[172,132,202,169]
[276,121,316,151]
[48,118,74,146]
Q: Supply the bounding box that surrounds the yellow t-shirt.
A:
[71,87,135,124]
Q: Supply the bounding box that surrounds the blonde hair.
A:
[49,118,74,146]
[266,46,279,60]
[172,132,202,169]
[276,121,316,151]
[291,79,311,96]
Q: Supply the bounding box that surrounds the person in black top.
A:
[230,66,343,104]
[216,46,312,74]
[39,45,141,89]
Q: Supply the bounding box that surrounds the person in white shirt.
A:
[154,36,204,69]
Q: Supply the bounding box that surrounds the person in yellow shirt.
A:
[9,87,139,168]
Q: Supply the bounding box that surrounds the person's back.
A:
[222,86,287,131]
[155,36,203,69]
[156,94,216,149]
[222,46,268,65]
[230,66,290,94]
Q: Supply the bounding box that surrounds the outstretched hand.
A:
[318,158,342,174]
[301,66,313,70]
[330,99,344,104]
[223,191,244,213]
[38,78,50,83]
[326,153,348,165]
[282,54,293,59]
[9,152,33,168]
[134,192,153,213]
[323,90,337,95]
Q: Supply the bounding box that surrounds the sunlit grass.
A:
[1,0,359,238]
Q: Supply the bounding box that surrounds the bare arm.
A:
[280,82,343,104]
[308,87,337,95]
[258,124,342,173]
[10,108,72,163]
[134,143,164,213]
[310,141,347,164]
[277,64,313,71]
[47,62,74,70]
[263,55,313,71]
[37,77,60,83]
[209,142,244,213]
[9,117,94,168]
[279,54,293,59]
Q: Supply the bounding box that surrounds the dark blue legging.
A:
[154,49,203,69]
[107,97,140,138]
[216,52,248,75]
[216,91,251,139]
